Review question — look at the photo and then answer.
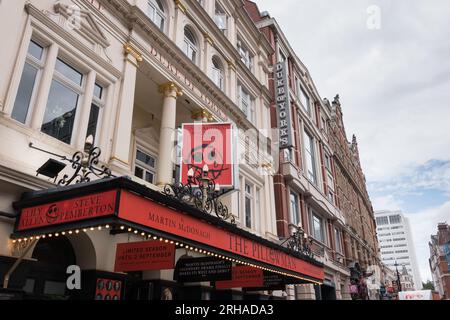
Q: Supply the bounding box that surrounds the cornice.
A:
[102,0,267,131]
[25,3,122,80]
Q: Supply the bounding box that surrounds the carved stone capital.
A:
[174,0,187,14]
[123,42,143,65]
[191,108,214,122]
[159,82,183,99]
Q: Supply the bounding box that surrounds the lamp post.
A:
[394,261,402,292]
[165,165,234,224]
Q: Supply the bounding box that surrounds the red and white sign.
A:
[114,240,176,272]
[16,190,117,231]
[180,123,234,188]
[398,290,433,300]
[118,190,324,281]
[215,266,264,289]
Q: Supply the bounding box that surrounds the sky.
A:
[255,0,450,283]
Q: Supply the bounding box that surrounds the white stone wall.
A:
[0,0,276,269]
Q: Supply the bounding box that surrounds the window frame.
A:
[303,130,317,185]
[183,27,198,64]
[237,38,253,70]
[211,56,225,91]
[214,3,228,33]
[11,39,46,125]
[289,192,301,226]
[41,57,85,145]
[335,227,343,254]
[147,0,166,32]
[134,147,158,185]
[85,82,106,144]
[237,83,255,124]
[244,182,254,229]
[311,212,325,244]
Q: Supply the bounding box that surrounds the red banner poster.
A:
[16,190,117,231]
[215,266,264,289]
[180,123,234,187]
[114,240,176,272]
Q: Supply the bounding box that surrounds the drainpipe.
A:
[3,239,38,289]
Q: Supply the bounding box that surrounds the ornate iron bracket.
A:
[163,164,235,225]
[30,135,115,186]
[281,224,315,259]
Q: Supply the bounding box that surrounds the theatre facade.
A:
[0,0,328,300]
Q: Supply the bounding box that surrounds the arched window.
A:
[183,27,198,63]
[148,0,166,32]
[211,56,224,90]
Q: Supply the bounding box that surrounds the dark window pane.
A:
[136,150,155,168]
[145,171,154,183]
[28,41,43,60]
[55,59,83,85]
[93,83,103,99]
[41,80,79,144]
[245,196,252,228]
[86,104,100,142]
[12,63,38,123]
[134,167,144,179]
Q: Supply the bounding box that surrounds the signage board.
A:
[174,257,232,282]
[398,290,433,300]
[114,240,176,272]
[275,61,293,149]
[118,190,324,281]
[16,190,117,231]
[95,278,122,301]
[180,123,234,188]
[215,266,264,289]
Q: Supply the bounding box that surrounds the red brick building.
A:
[244,1,381,300]
[429,223,450,299]
[327,96,380,273]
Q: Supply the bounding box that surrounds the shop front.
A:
[2,177,324,300]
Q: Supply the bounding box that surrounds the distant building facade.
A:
[375,210,422,290]
[429,222,450,299]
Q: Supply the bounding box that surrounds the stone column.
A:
[156,82,183,186]
[110,42,142,172]
[30,43,59,130]
[295,284,317,300]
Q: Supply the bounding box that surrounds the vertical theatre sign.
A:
[275,61,293,149]
[180,123,234,188]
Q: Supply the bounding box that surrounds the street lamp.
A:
[163,165,235,224]
[30,135,114,186]
[394,261,402,292]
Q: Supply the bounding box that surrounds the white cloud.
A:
[256,0,450,182]
[369,160,450,195]
[372,195,403,211]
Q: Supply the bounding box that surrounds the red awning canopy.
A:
[11,177,324,284]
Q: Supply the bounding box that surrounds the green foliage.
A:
[422,280,435,291]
